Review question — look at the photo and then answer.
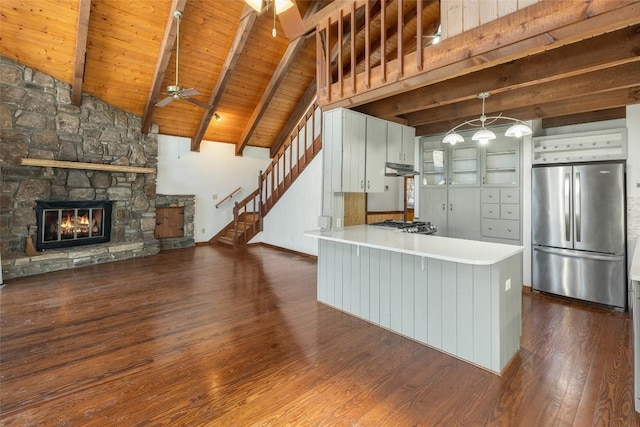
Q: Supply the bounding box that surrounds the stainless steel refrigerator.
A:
[532,162,627,309]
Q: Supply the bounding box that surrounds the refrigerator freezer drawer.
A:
[533,246,626,309]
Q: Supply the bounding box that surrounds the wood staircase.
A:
[211,101,322,248]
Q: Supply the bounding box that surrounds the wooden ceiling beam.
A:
[270,79,317,157]
[235,36,307,155]
[190,5,257,152]
[236,1,322,156]
[415,86,640,136]
[541,108,627,129]
[141,0,187,134]
[357,25,640,120]
[71,0,91,106]
[405,61,640,127]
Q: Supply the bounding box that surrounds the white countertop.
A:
[305,225,524,265]
[631,238,640,282]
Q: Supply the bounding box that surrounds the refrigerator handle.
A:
[575,172,581,243]
[534,246,623,262]
[564,173,571,242]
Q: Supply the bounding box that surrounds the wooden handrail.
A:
[215,187,242,209]
[223,100,322,248]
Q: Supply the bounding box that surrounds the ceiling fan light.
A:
[442,132,464,145]
[505,123,532,138]
[275,0,294,13]
[472,128,496,143]
[245,0,263,12]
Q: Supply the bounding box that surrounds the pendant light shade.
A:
[275,0,294,13]
[505,122,533,138]
[472,128,496,145]
[442,132,464,145]
[442,92,532,145]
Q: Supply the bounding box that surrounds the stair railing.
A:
[226,99,322,247]
[216,187,242,209]
[260,100,322,217]
[232,188,261,248]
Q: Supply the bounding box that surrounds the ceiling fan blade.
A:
[155,96,174,107]
[278,5,303,39]
[180,88,200,97]
[184,97,213,110]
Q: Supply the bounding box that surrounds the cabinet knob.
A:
[442,203,446,211]
[361,180,364,189]
[488,227,493,230]
[508,210,512,214]
[450,204,453,211]
[508,228,512,232]
[367,181,371,189]
[489,210,493,214]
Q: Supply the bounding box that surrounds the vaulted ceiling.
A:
[1,0,639,158]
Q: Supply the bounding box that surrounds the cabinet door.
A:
[448,188,481,239]
[402,125,416,165]
[421,138,447,187]
[341,111,367,192]
[482,137,520,186]
[449,143,479,186]
[386,121,403,163]
[365,117,387,192]
[419,187,448,236]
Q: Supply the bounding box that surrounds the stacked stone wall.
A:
[0,57,159,278]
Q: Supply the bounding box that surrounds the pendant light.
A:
[442,92,532,145]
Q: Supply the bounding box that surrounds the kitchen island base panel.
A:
[317,239,522,374]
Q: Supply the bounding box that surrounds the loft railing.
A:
[316,0,437,109]
[226,100,322,247]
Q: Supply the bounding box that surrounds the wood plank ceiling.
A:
[1,0,638,157]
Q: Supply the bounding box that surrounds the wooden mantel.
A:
[20,158,156,174]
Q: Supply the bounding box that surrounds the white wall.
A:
[258,154,323,256]
[627,105,640,264]
[156,135,271,243]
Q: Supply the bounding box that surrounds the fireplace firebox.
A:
[35,201,113,251]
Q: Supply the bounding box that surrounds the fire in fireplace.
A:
[35,201,113,251]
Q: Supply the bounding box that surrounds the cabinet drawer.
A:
[500,188,519,204]
[482,203,500,219]
[500,205,520,220]
[482,219,520,240]
[482,188,500,203]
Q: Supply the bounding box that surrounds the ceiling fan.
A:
[156,11,212,110]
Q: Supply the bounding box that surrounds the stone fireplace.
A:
[35,200,113,250]
[1,57,160,280]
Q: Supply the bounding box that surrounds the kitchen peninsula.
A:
[305,225,524,374]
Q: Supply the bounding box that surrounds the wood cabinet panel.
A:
[155,207,184,238]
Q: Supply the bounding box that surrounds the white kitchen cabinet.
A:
[481,188,522,244]
[447,187,481,239]
[340,111,367,192]
[421,137,479,187]
[327,108,386,193]
[419,187,480,240]
[387,121,416,165]
[365,116,387,192]
[481,136,520,187]
[419,187,448,236]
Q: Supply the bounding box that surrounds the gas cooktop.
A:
[369,220,437,235]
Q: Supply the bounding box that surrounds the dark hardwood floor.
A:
[1,245,638,426]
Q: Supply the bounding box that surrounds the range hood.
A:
[385,162,419,177]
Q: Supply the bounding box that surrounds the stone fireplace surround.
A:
[1,57,162,280]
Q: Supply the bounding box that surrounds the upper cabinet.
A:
[326,108,417,193]
[387,122,416,165]
[421,138,479,187]
[421,129,521,188]
[481,137,520,187]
